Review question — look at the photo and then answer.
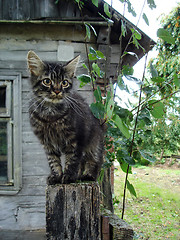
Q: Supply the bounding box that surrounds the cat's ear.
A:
[27,51,45,76]
[64,55,80,77]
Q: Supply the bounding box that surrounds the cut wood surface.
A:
[46,182,101,240]
[101,209,134,240]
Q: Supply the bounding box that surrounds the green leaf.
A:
[131,29,144,50]
[127,0,136,17]
[139,150,156,162]
[125,76,140,83]
[84,23,91,40]
[138,108,152,126]
[131,28,141,40]
[150,62,158,78]
[117,75,126,90]
[98,12,114,25]
[113,115,130,139]
[105,90,112,106]
[88,54,98,61]
[157,28,175,44]
[92,62,101,77]
[85,22,97,37]
[77,74,91,83]
[120,162,132,174]
[121,21,126,37]
[127,180,137,197]
[173,74,180,88]
[122,65,134,76]
[104,2,111,18]
[148,100,165,118]
[124,51,139,59]
[142,13,149,26]
[90,102,105,119]
[94,86,102,103]
[92,0,98,7]
[151,77,165,83]
[89,47,97,55]
[82,63,88,70]
[106,98,115,120]
[117,149,135,165]
[89,47,105,60]
[147,0,156,9]
[96,50,106,59]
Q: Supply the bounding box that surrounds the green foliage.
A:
[151,5,180,88]
[104,2,111,18]
[157,28,175,44]
[127,180,137,197]
[142,13,149,26]
[75,0,180,211]
[147,0,156,10]
[92,0,98,7]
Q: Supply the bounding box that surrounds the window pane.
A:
[0,87,6,114]
[0,121,8,183]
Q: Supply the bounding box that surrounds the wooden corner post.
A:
[46,182,101,240]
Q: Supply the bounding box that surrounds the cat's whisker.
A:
[66,96,85,113]
[30,99,46,118]
[22,95,37,109]
[28,98,41,110]
[65,96,85,118]
[65,100,84,118]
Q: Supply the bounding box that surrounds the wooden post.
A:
[46,182,101,240]
[101,209,134,240]
[101,216,110,240]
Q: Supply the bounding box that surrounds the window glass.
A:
[0,87,6,114]
[0,121,8,183]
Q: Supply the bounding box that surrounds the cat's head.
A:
[27,50,80,103]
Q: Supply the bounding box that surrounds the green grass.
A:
[114,166,180,239]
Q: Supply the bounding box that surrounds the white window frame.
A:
[0,73,22,195]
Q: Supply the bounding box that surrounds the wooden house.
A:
[0,0,155,230]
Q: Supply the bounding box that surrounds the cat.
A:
[27,50,104,184]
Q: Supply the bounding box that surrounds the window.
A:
[0,73,22,194]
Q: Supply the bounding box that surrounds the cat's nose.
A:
[54,90,61,95]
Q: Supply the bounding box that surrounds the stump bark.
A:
[46,182,101,240]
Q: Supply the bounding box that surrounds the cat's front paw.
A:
[61,175,76,184]
[80,174,96,182]
[47,174,62,185]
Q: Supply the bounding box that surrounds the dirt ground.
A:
[131,164,180,195]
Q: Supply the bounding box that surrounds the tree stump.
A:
[46,182,101,240]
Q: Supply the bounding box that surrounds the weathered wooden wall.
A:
[0,21,128,231]
[0,23,98,230]
[0,0,80,20]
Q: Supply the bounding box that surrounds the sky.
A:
[105,0,179,106]
[105,0,178,41]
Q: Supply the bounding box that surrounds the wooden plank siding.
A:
[0,0,80,20]
[0,23,99,230]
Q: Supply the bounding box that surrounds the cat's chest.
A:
[44,119,72,138]
[34,117,74,146]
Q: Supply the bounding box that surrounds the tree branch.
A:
[121,53,149,219]
[131,78,174,113]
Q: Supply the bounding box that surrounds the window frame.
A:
[0,73,22,195]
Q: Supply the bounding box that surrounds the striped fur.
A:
[27,51,104,184]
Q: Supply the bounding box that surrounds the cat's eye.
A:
[42,78,52,86]
[62,80,69,88]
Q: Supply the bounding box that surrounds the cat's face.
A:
[27,51,80,103]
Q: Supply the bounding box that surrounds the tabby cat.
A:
[27,51,104,184]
